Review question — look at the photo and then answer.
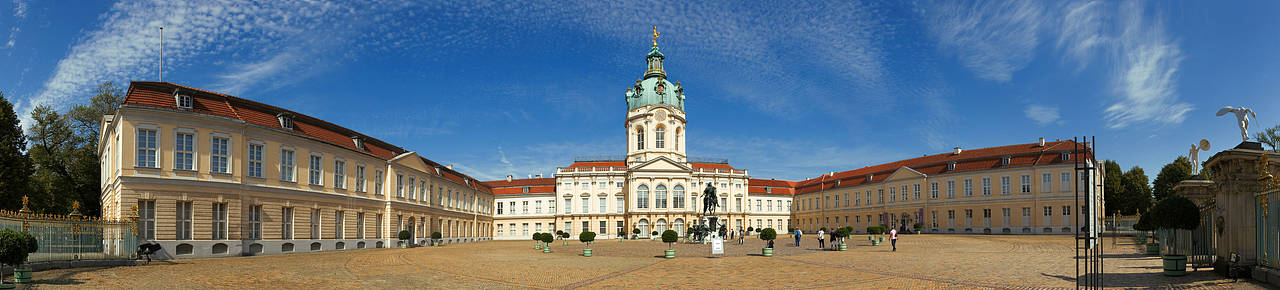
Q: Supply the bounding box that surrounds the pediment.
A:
[883,166,925,182]
[632,156,692,172]
[389,152,430,174]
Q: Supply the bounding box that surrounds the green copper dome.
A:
[626,45,685,111]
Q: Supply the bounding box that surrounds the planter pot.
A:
[563,241,568,246]
[1162,255,1187,276]
[871,239,880,246]
[14,266,31,284]
[839,243,848,251]
[664,249,676,259]
[583,249,593,257]
[879,237,885,242]
[433,241,440,247]
[762,247,773,257]
[543,245,552,253]
[868,236,874,241]
[0,282,13,289]
[1146,243,1160,255]
[535,243,542,250]
[400,243,408,249]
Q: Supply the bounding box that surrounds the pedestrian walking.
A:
[889,228,898,251]
[794,228,803,247]
[737,230,744,245]
[817,229,825,249]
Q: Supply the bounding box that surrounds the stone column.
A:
[1204,146,1279,271]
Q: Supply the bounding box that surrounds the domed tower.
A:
[625,27,687,165]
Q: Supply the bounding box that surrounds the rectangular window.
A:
[535,200,543,214]
[375,214,383,239]
[175,132,195,170]
[946,181,955,198]
[497,202,504,215]
[310,209,321,239]
[600,221,607,235]
[374,170,384,195]
[878,189,885,204]
[282,207,294,240]
[1060,172,1071,192]
[581,197,589,213]
[599,197,607,213]
[407,177,416,200]
[889,187,896,202]
[522,201,529,214]
[913,184,921,200]
[357,212,365,239]
[396,173,405,197]
[1023,207,1031,217]
[211,137,229,173]
[497,224,504,236]
[982,177,991,196]
[333,160,346,189]
[419,181,427,201]
[1001,176,1010,195]
[355,165,366,192]
[616,197,624,213]
[248,143,264,178]
[1042,173,1052,193]
[563,198,571,214]
[757,200,763,211]
[1063,206,1071,216]
[213,203,228,240]
[308,155,323,185]
[176,201,192,240]
[963,179,973,197]
[138,200,155,240]
[930,182,939,199]
[1021,175,1031,193]
[335,211,345,239]
[249,205,262,240]
[136,129,158,168]
[280,149,296,182]
[947,210,955,219]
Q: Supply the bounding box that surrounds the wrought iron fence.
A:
[0,199,137,263]
[1258,188,1280,268]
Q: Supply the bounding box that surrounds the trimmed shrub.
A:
[431,232,442,240]
[397,230,411,240]
[759,228,777,241]
[661,230,679,248]
[579,231,596,245]
[0,229,38,269]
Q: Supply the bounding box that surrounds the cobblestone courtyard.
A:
[32,235,1265,289]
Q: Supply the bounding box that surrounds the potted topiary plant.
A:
[835,227,850,251]
[580,231,596,257]
[632,228,640,240]
[651,231,659,241]
[747,226,754,234]
[533,232,543,250]
[559,231,570,246]
[661,230,679,259]
[398,230,411,248]
[618,230,626,242]
[431,232,442,246]
[0,229,38,287]
[913,223,924,234]
[541,232,555,253]
[1137,196,1200,276]
[1132,213,1159,255]
[759,228,777,257]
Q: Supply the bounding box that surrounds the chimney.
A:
[446,164,453,170]
[1038,137,1046,147]
[535,174,542,178]
[953,147,963,155]
[506,175,513,182]
[829,171,835,177]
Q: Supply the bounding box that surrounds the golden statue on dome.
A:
[652,26,660,47]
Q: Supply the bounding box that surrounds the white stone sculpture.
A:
[1217,106,1257,142]
[1190,139,1210,174]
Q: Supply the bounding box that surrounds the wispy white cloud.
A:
[693,135,908,181]
[1024,104,1062,126]
[6,0,27,48]
[918,0,1044,82]
[1104,2,1192,129]
[1056,1,1105,71]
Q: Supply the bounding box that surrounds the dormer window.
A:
[1001,156,1011,166]
[277,113,294,130]
[352,136,366,150]
[766,188,772,193]
[947,162,957,171]
[1061,153,1071,161]
[522,187,530,193]
[866,174,874,182]
[175,94,193,110]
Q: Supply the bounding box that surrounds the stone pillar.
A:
[1204,144,1279,272]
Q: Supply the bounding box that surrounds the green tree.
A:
[1103,160,1124,215]
[1256,124,1280,152]
[1121,166,1153,215]
[1152,156,1193,201]
[24,82,121,217]
[0,92,33,211]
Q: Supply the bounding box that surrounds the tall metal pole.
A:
[159,27,164,82]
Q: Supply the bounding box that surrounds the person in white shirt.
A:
[817,229,825,249]
[889,228,899,251]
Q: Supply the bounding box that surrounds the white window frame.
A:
[333,159,346,189]
[1021,175,1031,193]
[356,212,365,239]
[282,207,294,240]
[310,209,321,239]
[135,127,159,168]
[1001,176,1011,195]
[1060,172,1072,192]
[213,203,228,240]
[335,210,345,239]
[174,130,196,171]
[210,134,231,174]
[407,177,416,200]
[1041,173,1052,193]
[355,164,366,192]
[176,94,193,109]
[981,177,991,196]
[247,141,264,178]
[930,182,939,199]
[946,181,955,199]
[309,154,324,186]
[249,205,263,240]
[280,147,296,182]
[396,173,405,198]
[375,170,385,195]
[963,179,973,197]
[176,201,193,240]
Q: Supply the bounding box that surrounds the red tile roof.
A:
[690,163,734,169]
[122,81,493,193]
[483,178,556,188]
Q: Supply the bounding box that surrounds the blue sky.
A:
[2,1,1278,181]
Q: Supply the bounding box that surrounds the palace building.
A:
[100,82,495,259]
[99,30,1103,258]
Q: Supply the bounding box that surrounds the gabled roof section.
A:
[631,156,692,172]
[883,166,926,182]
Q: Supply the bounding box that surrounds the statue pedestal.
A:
[701,216,720,243]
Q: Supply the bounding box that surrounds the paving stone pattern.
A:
[28,235,1268,289]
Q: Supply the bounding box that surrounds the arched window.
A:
[635,127,645,150]
[673,218,685,236]
[673,185,685,209]
[638,219,650,236]
[675,127,682,150]
[655,185,668,208]
[637,185,649,209]
[656,219,667,234]
[655,126,665,149]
